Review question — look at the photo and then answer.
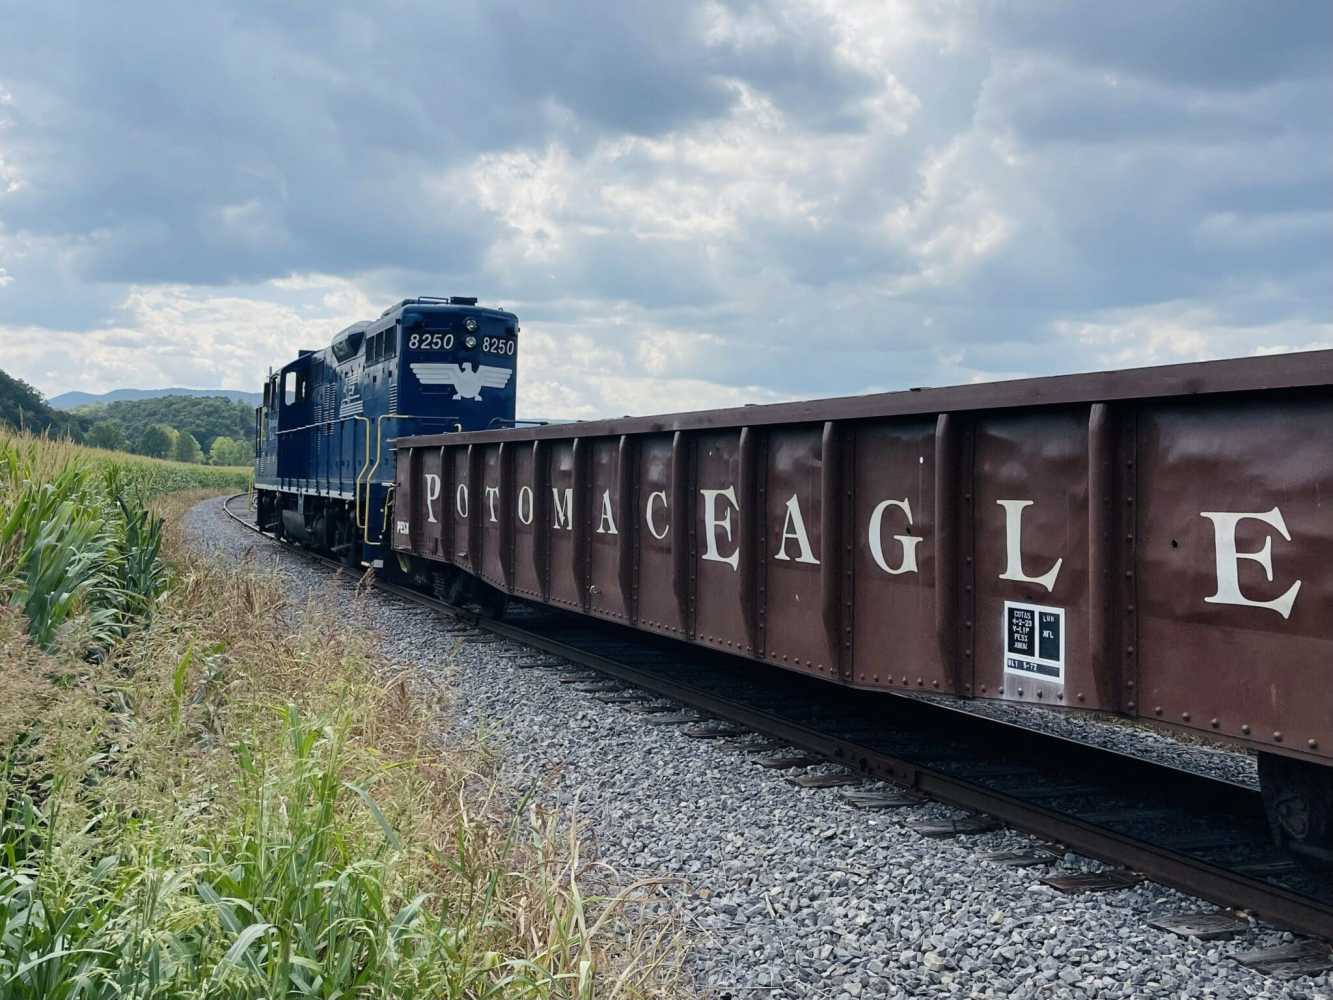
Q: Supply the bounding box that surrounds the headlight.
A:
[464,317,479,332]
[465,335,478,349]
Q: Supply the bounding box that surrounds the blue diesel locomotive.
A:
[254,296,519,569]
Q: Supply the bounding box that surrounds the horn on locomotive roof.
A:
[412,295,479,306]
[378,295,480,317]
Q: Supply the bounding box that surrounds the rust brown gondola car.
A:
[388,350,1333,864]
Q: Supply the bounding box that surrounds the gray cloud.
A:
[0,0,1328,410]
[1,0,879,292]
[981,1,1333,90]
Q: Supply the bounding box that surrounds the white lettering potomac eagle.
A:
[409,362,512,401]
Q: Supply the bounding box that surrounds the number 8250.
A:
[408,333,454,350]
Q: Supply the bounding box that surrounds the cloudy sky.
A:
[1,1,1329,418]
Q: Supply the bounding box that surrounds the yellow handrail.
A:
[381,484,395,548]
[363,414,461,545]
[353,415,372,528]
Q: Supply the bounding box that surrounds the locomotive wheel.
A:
[256,493,279,537]
[334,514,361,569]
[1258,752,1333,866]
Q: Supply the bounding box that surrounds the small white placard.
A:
[1003,601,1065,684]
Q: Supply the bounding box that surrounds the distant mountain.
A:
[50,387,262,411]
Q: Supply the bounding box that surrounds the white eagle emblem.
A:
[410,362,512,401]
[339,364,364,416]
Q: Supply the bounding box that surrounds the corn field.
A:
[0,434,685,999]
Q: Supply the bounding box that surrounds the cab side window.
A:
[283,371,309,406]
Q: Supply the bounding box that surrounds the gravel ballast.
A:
[185,496,1329,999]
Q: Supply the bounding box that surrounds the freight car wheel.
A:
[428,567,506,618]
[1258,752,1333,866]
[474,585,508,620]
[431,567,467,604]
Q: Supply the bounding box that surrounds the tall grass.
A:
[0,439,687,998]
[0,440,174,651]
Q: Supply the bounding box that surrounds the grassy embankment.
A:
[0,432,684,998]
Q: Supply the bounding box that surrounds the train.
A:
[253,295,519,568]
[256,299,1333,865]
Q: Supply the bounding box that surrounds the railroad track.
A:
[221,493,1333,965]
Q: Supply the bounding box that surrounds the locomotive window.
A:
[283,371,309,406]
[384,329,397,358]
[368,332,381,364]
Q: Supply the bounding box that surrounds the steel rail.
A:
[221,493,1333,940]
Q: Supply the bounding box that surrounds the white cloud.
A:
[0,84,23,196]
[468,145,574,261]
[3,281,371,397]
[0,0,1327,411]
[1052,301,1333,369]
[3,279,798,419]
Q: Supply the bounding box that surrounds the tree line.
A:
[0,369,256,467]
[86,421,253,466]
